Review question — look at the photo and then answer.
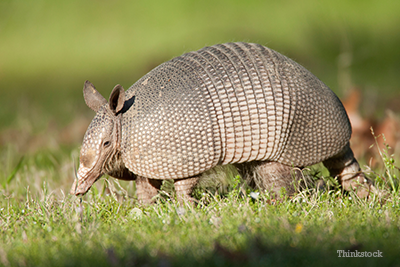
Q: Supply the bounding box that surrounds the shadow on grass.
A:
[14,237,390,267]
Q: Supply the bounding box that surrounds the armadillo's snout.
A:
[70,166,101,195]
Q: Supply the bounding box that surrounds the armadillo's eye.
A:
[103,141,111,147]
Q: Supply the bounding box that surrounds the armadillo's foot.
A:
[136,176,162,204]
[174,176,200,203]
[236,161,303,197]
[323,143,371,198]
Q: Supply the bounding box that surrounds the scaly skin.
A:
[71,43,371,203]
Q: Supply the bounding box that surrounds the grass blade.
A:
[3,156,24,188]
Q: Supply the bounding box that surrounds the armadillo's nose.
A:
[70,179,78,195]
[69,179,87,195]
[70,166,100,195]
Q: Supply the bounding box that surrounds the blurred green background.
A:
[1,0,399,150]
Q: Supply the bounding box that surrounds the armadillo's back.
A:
[121,42,351,180]
[121,59,219,179]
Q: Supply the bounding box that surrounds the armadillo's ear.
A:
[109,84,125,114]
[83,80,107,112]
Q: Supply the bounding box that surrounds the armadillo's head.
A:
[70,81,134,196]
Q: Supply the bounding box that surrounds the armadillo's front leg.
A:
[323,143,371,198]
[174,176,200,202]
[136,176,163,204]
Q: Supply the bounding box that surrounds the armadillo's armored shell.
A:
[121,42,351,180]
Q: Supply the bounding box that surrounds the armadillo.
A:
[70,42,370,202]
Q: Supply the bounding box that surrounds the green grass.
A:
[1,140,400,266]
[2,192,400,267]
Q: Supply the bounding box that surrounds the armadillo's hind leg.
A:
[236,161,303,197]
[174,176,200,202]
[136,176,163,204]
[323,143,371,198]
